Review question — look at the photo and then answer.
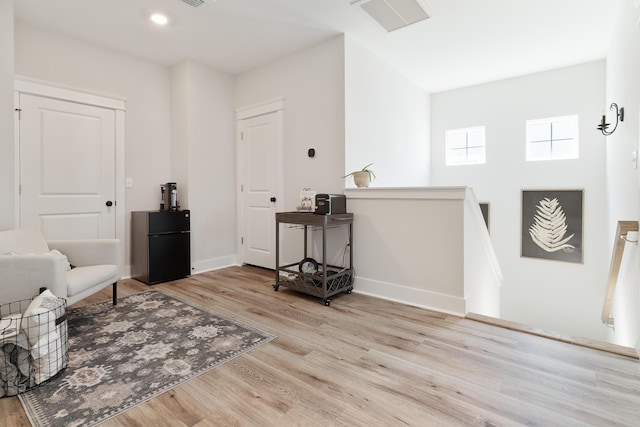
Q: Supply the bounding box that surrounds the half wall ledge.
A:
[344,186,502,318]
[345,186,468,200]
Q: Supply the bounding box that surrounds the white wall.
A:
[344,36,430,187]
[235,36,346,262]
[15,24,240,275]
[431,61,610,341]
[170,62,191,209]
[605,0,640,347]
[14,23,173,269]
[0,0,14,230]
[464,189,502,317]
[343,187,501,317]
[170,61,238,273]
[236,36,346,206]
[346,188,467,314]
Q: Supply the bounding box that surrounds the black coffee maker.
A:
[160,182,179,211]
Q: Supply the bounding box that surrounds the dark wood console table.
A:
[274,212,353,306]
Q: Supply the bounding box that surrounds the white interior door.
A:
[18,93,117,240]
[239,110,280,269]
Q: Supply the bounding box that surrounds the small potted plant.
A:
[343,163,376,188]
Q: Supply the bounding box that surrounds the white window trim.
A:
[445,126,486,166]
[526,115,579,161]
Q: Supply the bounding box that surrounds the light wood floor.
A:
[2,265,640,426]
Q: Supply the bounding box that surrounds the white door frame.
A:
[235,98,284,266]
[14,76,126,270]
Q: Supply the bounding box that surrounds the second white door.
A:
[239,111,280,269]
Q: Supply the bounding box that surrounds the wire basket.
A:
[0,294,68,397]
[278,268,353,299]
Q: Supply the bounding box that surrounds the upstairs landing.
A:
[467,312,639,359]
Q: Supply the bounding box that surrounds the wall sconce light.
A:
[597,103,624,135]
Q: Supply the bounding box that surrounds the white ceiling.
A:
[14,0,620,93]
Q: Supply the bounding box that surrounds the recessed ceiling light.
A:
[150,13,169,26]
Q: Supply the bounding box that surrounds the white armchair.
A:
[0,228,120,307]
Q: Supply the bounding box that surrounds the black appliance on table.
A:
[131,210,191,285]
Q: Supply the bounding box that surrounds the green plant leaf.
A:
[343,163,375,180]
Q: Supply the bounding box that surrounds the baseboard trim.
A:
[467,312,639,360]
[123,255,239,280]
[353,276,466,316]
[191,255,239,275]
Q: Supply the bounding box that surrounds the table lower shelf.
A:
[274,266,353,306]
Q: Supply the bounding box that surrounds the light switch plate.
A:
[126,177,133,188]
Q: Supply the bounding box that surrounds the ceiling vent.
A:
[180,0,206,7]
[352,0,430,32]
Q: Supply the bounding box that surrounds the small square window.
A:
[526,115,578,161]
[445,126,486,165]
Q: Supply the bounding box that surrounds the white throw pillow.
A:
[33,326,68,384]
[49,249,72,270]
[2,249,71,270]
[31,330,59,359]
[22,290,68,384]
[22,290,65,348]
[0,227,49,254]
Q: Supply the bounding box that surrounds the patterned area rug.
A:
[19,290,275,427]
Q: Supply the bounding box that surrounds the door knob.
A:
[270,197,276,203]
[106,201,113,207]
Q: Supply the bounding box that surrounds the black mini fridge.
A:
[131,210,191,284]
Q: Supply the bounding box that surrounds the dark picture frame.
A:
[479,202,490,232]
[521,189,583,263]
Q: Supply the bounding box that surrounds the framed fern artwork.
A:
[521,189,583,263]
